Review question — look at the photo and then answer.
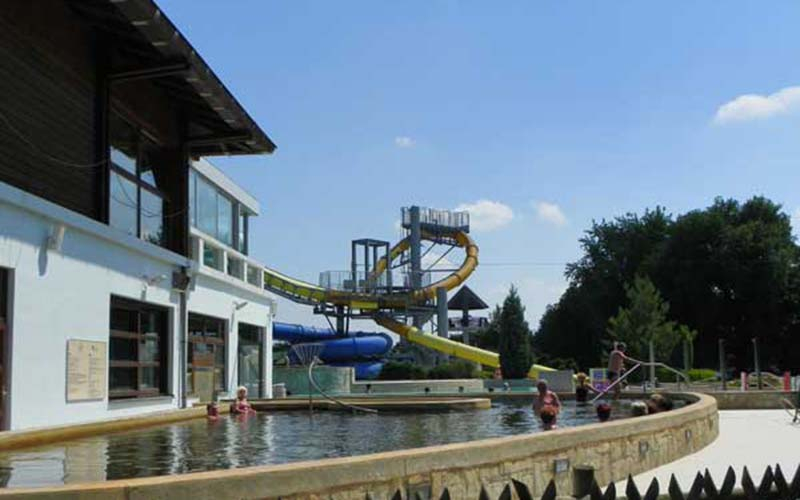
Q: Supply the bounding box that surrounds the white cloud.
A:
[394,136,415,148]
[713,86,800,124]
[454,200,514,232]
[533,201,567,227]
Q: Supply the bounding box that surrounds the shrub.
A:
[686,368,717,381]
[428,360,481,380]
[377,361,428,380]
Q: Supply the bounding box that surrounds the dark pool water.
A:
[0,400,633,488]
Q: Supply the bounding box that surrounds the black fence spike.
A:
[668,474,684,500]
[703,469,719,499]
[719,466,736,497]
[602,481,616,500]
[789,463,800,496]
[687,472,704,500]
[540,479,557,500]
[498,484,512,500]
[625,474,642,500]
[757,465,774,498]
[479,485,491,500]
[643,478,659,500]
[589,477,604,500]
[438,488,451,500]
[390,490,402,500]
[774,464,789,497]
[512,479,533,500]
[742,466,758,500]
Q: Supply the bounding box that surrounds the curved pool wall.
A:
[0,393,718,499]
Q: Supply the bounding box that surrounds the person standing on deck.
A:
[607,342,629,398]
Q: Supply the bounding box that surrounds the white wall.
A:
[187,271,273,400]
[0,182,274,430]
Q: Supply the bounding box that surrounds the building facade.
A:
[0,0,277,430]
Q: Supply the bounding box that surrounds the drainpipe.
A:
[178,266,190,408]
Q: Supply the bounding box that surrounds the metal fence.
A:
[362,464,800,500]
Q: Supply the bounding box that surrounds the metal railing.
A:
[590,361,691,404]
[401,206,470,231]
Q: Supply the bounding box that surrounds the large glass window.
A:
[108,113,165,247]
[188,170,237,248]
[237,211,248,255]
[187,313,226,401]
[109,298,169,399]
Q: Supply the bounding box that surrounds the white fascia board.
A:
[192,158,260,216]
[0,180,189,267]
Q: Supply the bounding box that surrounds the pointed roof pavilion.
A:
[447,286,489,311]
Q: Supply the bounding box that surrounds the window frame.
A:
[187,313,227,396]
[108,296,170,400]
[108,112,168,247]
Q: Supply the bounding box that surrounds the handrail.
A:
[589,360,692,404]
[308,358,377,414]
[590,363,642,404]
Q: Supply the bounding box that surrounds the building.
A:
[0,0,278,430]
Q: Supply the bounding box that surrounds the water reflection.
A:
[0,400,631,488]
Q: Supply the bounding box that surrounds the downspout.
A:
[179,266,190,408]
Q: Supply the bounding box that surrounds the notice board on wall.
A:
[66,340,107,402]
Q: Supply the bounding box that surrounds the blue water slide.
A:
[273,322,392,379]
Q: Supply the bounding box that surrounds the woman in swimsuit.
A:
[230,386,256,415]
[533,380,561,416]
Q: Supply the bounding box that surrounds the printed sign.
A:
[66,340,107,402]
[589,368,609,392]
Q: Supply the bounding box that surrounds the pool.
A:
[0,400,632,488]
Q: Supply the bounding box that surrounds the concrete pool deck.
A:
[622,409,800,490]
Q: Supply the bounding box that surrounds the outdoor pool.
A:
[0,399,634,488]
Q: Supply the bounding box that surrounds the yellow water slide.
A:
[262,227,557,376]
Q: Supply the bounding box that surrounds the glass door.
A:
[238,324,263,398]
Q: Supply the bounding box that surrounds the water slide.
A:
[264,227,557,377]
[273,322,391,379]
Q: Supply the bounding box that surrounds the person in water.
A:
[596,403,612,422]
[645,393,674,414]
[575,372,597,403]
[230,386,256,415]
[539,406,558,430]
[607,342,629,399]
[533,380,561,416]
[206,401,220,421]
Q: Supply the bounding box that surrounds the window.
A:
[109,113,166,247]
[237,210,249,255]
[187,313,226,400]
[188,169,235,247]
[238,323,263,398]
[109,298,169,399]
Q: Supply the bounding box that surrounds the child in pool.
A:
[574,372,597,403]
[206,401,220,421]
[596,403,612,422]
[539,406,558,430]
[533,380,561,416]
[230,386,256,415]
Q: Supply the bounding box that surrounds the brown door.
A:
[0,269,8,430]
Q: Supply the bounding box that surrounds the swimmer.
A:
[575,372,597,403]
[630,401,648,417]
[206,401,220,421]
[230,386,256,415]
[596,403,612,422]
[533,380,561,416]
[540,406,558,430]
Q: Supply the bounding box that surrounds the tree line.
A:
[529,196,800,372]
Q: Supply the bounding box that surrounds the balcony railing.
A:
[191,229,264,290]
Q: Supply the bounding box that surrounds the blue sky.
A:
[161,1,800,328]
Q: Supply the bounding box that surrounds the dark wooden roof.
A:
[67,0,276,156]
[447,286,489,311]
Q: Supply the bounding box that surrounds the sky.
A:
[160,1,800,330]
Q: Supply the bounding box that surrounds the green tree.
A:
[474,305,502,351]
[497,286,533,378]
[607,276,684,362]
